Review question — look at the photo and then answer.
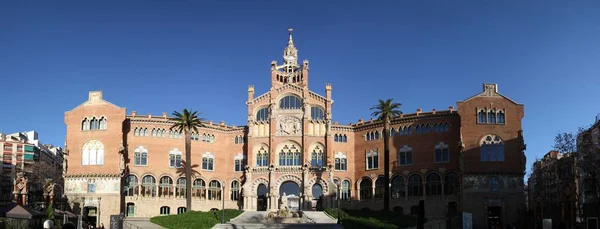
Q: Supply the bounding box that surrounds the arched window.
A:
[202,152,215,171]
[310,145,324,168]
[176,177,186,198]
[407,126,412,135]
[256,107,270,122]
[231,180,240,201]
[359,179,372,200]
[82,118,90,131]
[478,110,487,123]
[90,117,98,130]
[444,123,449,132]
[126,203,135,217]
[151,128,157,137]
[341,180,351,200]
[425,124,431,133]
[125,175,138,196]
[141,175,156,197]
[334,152,347,171]
[169,148,183,168]
[434,142,449,163]
[398,145,413,165]
[81,140,104,165]
[374,131,380,139]
[256,146,269,167]
[375,176,385,199]
[488,110,496,123]
[234,153,244,172]
[160,206,170,215]
[444,172,459,195]
[426,173,442,196]
[480,135,504,162]
[366,132,371,141]
[177,207,186,214]
[390,128,395,137]
[159,176,173,197]
[370,131,375,140]
[408,174,422,196]
[434,124,439,132]
[208,180,222,200]
[279,95,303,109]
[416,125,421,134]
[134,146,148,166]
[311,106,325,120]
[366,150,378,170]
[391,176,406,198]
[497,110,505,124]
[279,144,301,166]
[343,134,348,142]
[193,179,206,199]
[410,206,418,215]
[161,129,166,137]
[99,117,107,130]
[334,134,339,142]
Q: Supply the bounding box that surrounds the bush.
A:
[325,208,417,229]
[150,209,243,229]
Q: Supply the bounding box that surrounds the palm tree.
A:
[371,98,402,211]
[170,109,205,211]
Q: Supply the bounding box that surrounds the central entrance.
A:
[487,206,502,229]
[279,181,300,196]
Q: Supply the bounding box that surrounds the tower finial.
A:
[287,28,294,46]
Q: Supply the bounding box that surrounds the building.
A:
[0,131,65,208]
[63,29,527,228]
[577,115,600,229]
[528,151,578,228]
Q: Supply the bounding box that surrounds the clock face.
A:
[284,55,296,61]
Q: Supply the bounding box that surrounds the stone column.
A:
[21,194,27,206]
[404,185,408,200]
[422,181,427,198]
[137,185,141,196]
[441,181,445,197]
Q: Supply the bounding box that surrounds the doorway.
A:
[257,184,268,211]
[312,184,323,211]
[83,207,97,226]
[487,206,502,229]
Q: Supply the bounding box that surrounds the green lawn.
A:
[150,209,243,229]
[324,208,418,229]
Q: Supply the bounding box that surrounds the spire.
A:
[283,28,298,65]
[287,28,294,47]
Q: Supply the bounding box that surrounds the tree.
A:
[170,109,205,211]
[370,98,402,211]
[46,203,55,220]
[554,129,600,225]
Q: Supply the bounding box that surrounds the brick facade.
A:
[63,30,526,228]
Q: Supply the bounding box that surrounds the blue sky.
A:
[1,1,599,179]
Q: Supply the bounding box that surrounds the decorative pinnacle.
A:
[287,28,294,46]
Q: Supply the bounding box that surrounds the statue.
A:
[280,192,288,209]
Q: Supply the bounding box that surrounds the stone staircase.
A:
[212,223,344,229]
[212,211,343,229]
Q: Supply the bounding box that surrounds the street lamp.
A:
[334,179,341,224]
[221,183,225,224]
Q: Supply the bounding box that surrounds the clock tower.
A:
[271,28,309,88]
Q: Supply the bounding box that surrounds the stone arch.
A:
[274,174,303,197]
[250,177,269,197]
[307,177,329,197]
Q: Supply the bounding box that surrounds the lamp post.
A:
[335,179,341,224]
[327,165,341,224]
[221,183,225,224]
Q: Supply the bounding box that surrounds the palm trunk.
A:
[185,130,192,211]
[383,116,390,211]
